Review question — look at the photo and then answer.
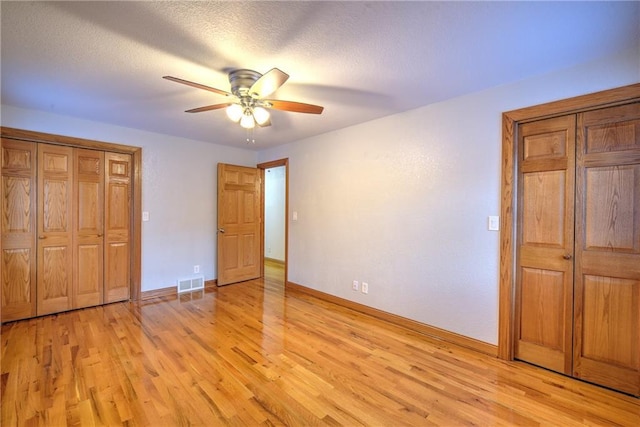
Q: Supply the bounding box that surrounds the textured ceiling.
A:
[1,1,639,150]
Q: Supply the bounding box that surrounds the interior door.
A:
[37,143,74,315]
[73,148,104,308]
[217,163,262,286]
[104,152,131,303]
[515,115,576,375]
[573,102,640,395]
[1,139,37,321]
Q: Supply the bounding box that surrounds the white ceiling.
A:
[2,1,639,150]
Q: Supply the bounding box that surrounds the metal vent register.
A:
[177,276,205,293]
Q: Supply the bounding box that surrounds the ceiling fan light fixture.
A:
[164,68,324,137]
[252,106,270,126]
[226,103,243,122]
[240,110,256,129]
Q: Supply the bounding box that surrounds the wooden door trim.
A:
[258,158,288,285]
[0,127,142,302]
[498,83,640,360]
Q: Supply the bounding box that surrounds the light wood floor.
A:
[2,263,638,426]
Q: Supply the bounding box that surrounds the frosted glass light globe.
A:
[252,107,270,125]
[240,111,255,129]
[226,104,243,122]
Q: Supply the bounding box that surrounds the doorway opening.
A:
[259,159,288,286]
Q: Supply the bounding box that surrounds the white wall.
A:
[264,166,286,261]
[258,48,640,345]
[0,105,257,291]
[2,47,637,343]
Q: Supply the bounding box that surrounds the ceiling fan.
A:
[163,68,324,130]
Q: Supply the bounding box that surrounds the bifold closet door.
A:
[514,115,576,375]
[516,103,640,396]
[1,136,133,322]
[104,152,131,303]
[73,149,104,309]
[1,139,37,321]
[573,102,640,396]
[37,144,74,316]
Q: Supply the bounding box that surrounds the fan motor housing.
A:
[229,69,262,96]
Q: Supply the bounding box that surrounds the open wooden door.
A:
[217,163,262,286]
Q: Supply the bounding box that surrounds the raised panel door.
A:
[217,163,262,286]
[37,144,73,315]
[1,139,37,321]
[574,102,640,395]
[515,115,576,375]
[74,149,104,308]
[104,152,131,303]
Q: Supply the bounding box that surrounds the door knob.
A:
[563,254,573,260]
[218,228,225,233]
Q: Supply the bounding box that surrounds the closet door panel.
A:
[574,102,640,395]
[583,165,638,251]
[74,149,104,308]
[1,139,37,321]
[104,152,131,303]
[515,115,576,375]
[38,144,73,315]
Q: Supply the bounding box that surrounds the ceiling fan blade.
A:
[185,103,232,113]
[264,99,324,114]
[163,76,232,97]
[250,68,289,98]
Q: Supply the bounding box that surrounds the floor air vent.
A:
[178,276,205,293]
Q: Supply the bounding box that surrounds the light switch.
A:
[488,216,499,231]
[292,211,298,221]
[142,211,149,222]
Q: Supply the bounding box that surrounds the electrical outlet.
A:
[352,280,359,291]
[362,282,369,294]
[193,265,200,274]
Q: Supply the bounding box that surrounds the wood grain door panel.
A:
[1,139,37,321]
[515,115,576,375]
[74,149,104,308]
[37,144,73,315]
[517,267,568,373]
[217,163,262,286]
[574,102,640,395]
[521,170,567,247]
[104,153,131,303]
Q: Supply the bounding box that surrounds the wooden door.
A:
[37,144,74,315]
[217,163,262,286]
[104,152,131,303]
[73,149,104,308]
[515,115,576,375]
[1,139,37,321]
[573,102,640,395]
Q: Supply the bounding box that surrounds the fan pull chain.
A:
[245,128,255,144]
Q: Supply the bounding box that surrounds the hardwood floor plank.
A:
[2,263,639,426]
